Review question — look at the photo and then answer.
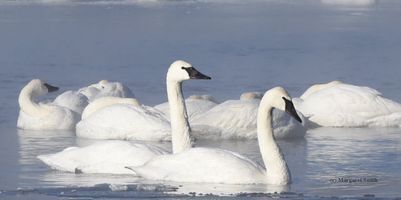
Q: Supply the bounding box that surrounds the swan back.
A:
[300,80,342,99]
[240,92,263,100]
[188,94,218,103]
[82,97,140,120]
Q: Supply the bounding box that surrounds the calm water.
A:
[1,0,401,199]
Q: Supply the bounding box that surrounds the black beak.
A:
[183,67,211,80]
[44,83,59,93]
[282,97,302,123]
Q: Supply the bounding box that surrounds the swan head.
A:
[25,79,59,96]
[167,60,211,82]
[263,87,302,123]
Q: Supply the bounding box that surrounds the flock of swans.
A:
[18,60,401,185]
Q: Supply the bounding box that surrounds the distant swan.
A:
[127,87,302,185]
[190,91,306,140]
[53,80,135,114]
[38,60,211,173]
[154,94,218,120]
[293,81,401,127]
[17,79,79,130]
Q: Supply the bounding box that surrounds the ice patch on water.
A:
[0,0,274,6]
[321,0,376,6]
[0,185,394,199]
[108,184,128,191]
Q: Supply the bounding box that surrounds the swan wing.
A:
[53,91,89,114]
[38,141,167,174]
[128,147,266,184]
[76,104,171,141]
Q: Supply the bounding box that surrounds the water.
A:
[1,0,401,199]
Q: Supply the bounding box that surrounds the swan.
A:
[127,87,302,185]
[38,60,211,173]
[154,94,218,120]
[190,91,306,140]
[53,80,135,114]
[293,81,401,127]
[78,80,135,102]
[17,79,80,130]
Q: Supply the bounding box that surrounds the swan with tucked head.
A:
[154,93,218,128]
[190,90,306,140]
[39,60,211,173]
[127,87,302,185]
[17,79,79,130]
[294,81,401,127]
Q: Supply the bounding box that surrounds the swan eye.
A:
[181,66,185,70]
[101,86,105,89]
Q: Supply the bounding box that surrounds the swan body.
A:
[53,91,89,114]
[293,81,401,127]
[128,87,302,185]
[154,95,218,120]
[17,79,79,130]
[77,104,172,141]
[191,93,306,140]
[38,141,167,174]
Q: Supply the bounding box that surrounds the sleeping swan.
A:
[190,91,306,140]
[293,81,401,127]
[154,94,218,120]
[17,79,79,130]
[38,60,211,173]
[127,87,302,185]
[53,80,135,114]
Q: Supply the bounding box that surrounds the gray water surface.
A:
[1,0,401,199]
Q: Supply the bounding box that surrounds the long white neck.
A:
[167,80,192,154]
[18,86,49,117]
[257,99,291,185]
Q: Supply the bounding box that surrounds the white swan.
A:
[38,60,211,173]
[190,91,306,140]
[53,80,135,114]
[127,87,302,185]
[79,80,135,102]
[17,79,80,130]
[154,94,218,120]
[293,81,401,127]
